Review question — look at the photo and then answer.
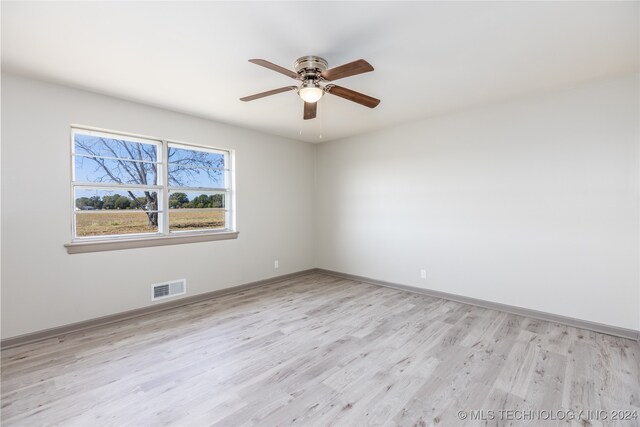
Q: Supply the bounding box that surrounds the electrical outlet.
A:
[420,269,427,279]
[274,260,279,269]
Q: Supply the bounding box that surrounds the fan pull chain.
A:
[318,100,323,140]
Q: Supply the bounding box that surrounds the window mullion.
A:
[167,186,229,194]
[73,182,162,191]
[161,140,170,236]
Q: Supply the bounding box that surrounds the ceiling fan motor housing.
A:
[294,56,328,81]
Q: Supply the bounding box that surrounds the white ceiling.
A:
[2,1,638,143]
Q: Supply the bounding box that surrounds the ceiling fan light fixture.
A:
[299,84,323,103]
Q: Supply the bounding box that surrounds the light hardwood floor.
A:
[2,273,639,426]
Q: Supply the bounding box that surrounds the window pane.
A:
[74,133,157,162]
[75,211,160,237]
[168,191,225,209]
[167,165,225,188]
[74,156,158,185]
[75,189,159,211]
[168,145,224,169]
[169,210,226,232]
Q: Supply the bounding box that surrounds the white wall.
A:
[2,73,638,339]
[316,74,640,331]
[1,74,316,339]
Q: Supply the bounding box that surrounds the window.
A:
[69,127,235,249]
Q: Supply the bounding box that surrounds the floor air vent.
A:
[152,279,186,301]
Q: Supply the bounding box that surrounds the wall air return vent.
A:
[152,279,186,301]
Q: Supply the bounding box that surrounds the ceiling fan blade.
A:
[240,86,297,102]
[325,85,380,108]
[303,102,317,120]
[321,59,374,81]
[249,59,300,79]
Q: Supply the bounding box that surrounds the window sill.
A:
[65,231,239,254]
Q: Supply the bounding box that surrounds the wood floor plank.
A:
[2,273,639,426]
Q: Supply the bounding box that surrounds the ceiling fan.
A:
[240,56,380,120]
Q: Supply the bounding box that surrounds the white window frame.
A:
[66,125,237,253]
